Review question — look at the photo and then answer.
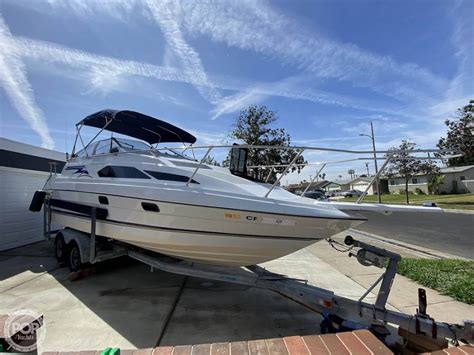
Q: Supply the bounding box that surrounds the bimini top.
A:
[78,109,197,144]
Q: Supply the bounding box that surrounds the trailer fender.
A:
[59,229,92,264]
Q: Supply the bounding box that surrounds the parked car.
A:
[341,189,364,197]
[302,190,328,201]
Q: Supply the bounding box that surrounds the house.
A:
[286,180,331,195]
[387,165,474,194]
[347,177,374,194]
[286,176,389,195]
[344,177,389,195]
[325,180,351,193]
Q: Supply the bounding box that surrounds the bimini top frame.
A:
[71,109,197,157]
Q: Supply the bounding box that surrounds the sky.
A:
[0,0,473,184]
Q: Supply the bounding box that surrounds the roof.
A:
[440,165,474,173]
[386,165,474,179]
[349,176,372,183]
[78,109,197,145]
[0,137,65,162]
[332,179,351,185]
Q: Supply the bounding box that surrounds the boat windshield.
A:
[74,138,151,158]
[74,138,195,161]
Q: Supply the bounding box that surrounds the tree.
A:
[228,105,306,183]
[437,100,474,167]
[202,155,221,166]
[348,169,355,179]
[428,174,444,195]
[386,140,440,204]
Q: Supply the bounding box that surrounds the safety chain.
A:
[326,237,354,253]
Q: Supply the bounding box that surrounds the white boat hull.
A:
[49,189,362,266]
[52,212,317,266]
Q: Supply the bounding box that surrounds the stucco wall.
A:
[388,168,474,194]
[439,167,474,193]
[388,182,430,194]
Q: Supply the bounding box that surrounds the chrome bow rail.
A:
[69,121,460,201]
[152,144,457,200]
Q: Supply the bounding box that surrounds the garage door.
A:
[0,168,50,251]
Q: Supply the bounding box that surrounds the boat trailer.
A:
[40,195,473,345]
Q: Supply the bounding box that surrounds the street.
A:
[353,211,474,259]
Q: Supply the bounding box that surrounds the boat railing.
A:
[150,144,459,201]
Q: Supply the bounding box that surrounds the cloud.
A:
[13,36,203,89]
[429,1,474,118]
[46,0,141,22]
[12,33,406,120]
[177,0,447,102]
[211,88,267,119]
[39,1,449,109]
[187,130,228,146]
[145,0,221,103]
[0,16,54,149]
[211,74,417,120]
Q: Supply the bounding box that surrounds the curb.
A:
[442,208,474,214]
[348,229,469,260]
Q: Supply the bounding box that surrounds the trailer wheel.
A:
[68,241,83,272]
[55,234,67,264]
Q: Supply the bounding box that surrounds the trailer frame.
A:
[41,193,473,344]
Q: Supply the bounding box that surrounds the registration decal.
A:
[261,217,296,226]
[224,212,241,220]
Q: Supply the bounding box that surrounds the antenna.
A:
[65,117,69,159]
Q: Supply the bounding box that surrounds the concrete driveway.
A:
[0,240,372,352]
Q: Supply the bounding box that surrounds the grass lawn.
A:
[342,193,474,210]
[396,258,474,304]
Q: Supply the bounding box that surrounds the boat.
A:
[39,109,440,266]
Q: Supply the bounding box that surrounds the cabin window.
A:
[390,180,395,185]
[142,202,160,212]
[98,166,150,179]
[460,176,466,181]
[411,178,418,184]
[145,170,199,184]
[98,196,109,205]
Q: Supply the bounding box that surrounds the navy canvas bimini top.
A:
[78,109,197,144]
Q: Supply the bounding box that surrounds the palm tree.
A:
[348,169,355,179]
[338,174,343,180]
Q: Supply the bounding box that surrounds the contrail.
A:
[145,0,222,103]
[14,37,201,88]
[0,16,54,149]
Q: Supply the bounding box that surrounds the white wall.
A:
[0,167,49,250]
[351,181,373,195]
[0,138,65,251]
[388,175,430,194]
[460,179,474,193]
[439,167,474,193]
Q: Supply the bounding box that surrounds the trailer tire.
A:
[55,234,67,264]
[68,241,83,272]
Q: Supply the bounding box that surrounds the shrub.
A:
[415,188,426,195]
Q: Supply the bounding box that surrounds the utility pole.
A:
[360,121,381,203]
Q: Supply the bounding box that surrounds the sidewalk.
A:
[304,231,474,325]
